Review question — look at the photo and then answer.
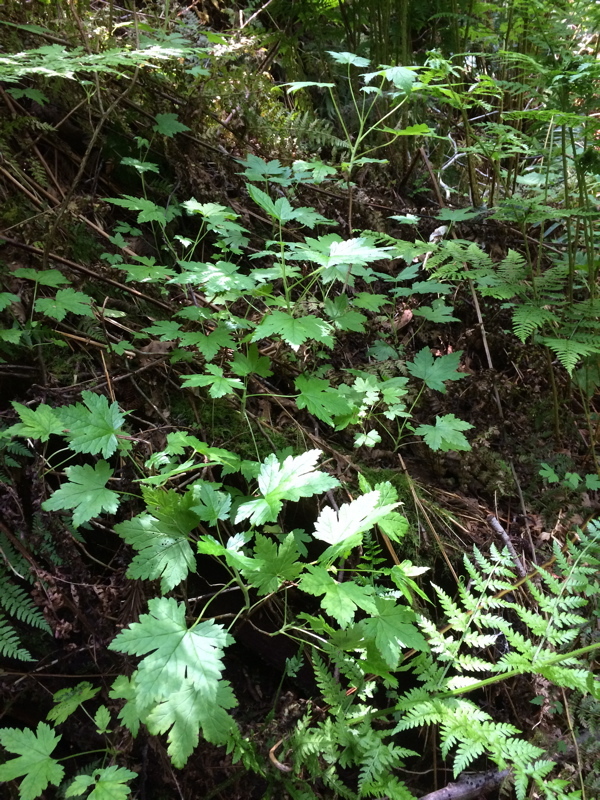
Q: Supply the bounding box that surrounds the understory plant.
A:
[2,13,600,797]
[1,401,600,798]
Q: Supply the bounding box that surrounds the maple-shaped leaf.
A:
[414,414,473,452]
[58,391,127,458]
[359,597,428,668]
[252,311,334,349]
[328,51,371,67]
[108,597,232,707]
[241,533,303,595]
[290,206,333,228]
[313,491,399,547]
[120,259,176,283]
[324,295,366,332]
[327,238,393,267]
[354,430,382,448]
[0,722,64,800]
[190,482,232,526]
[47,682,100,725]
[8,402,64,442]
[181,201,249,253]
[34,288,94,322]
[413,298,458,323]
[145,678,237,768]
[300,565,377,627]
[237,153,292,183]
[284,80,336,94]
[178,325,237,361]
[153,112,190,137]
[174,261,255,301]
[120,157,160,175]
[181,365,244,398]
[295,375,353,426]
[65,766,138,800]
[42,461,120,527]
[230,344,273,378]
[143,320,182,340]
[353,292,388,311]
[235,450,339,526]
[405,348,465,393]
[115,508,198,593]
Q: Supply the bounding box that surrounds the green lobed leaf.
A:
[114,491,198,593]
[414,414,473,452]
[181,364,244,398]
[153,112,190,137]
[8,402,64,442]
[300,565,377,628]
[295,375,353,426]
[34,288,94,321]
[0,292,20,311]
[359,598,428,668]
[12,268,69,287]
[65,765,138,800]
[58,391,128,458]
[0,722,64,800]
[241,533,303,595]
[406,348,465,393]
[47,682,100,725]
[190,482,232,526]
[252,311,334,350]
[145,679,237,767]
[42,461,120,527]
[230,344,273,378]
[108,597,232,707]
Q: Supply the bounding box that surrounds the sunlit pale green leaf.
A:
[42,461,120,527]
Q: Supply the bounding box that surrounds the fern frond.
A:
[0,570,51,632]
[513,304,557,340]
[0,613,34,661]
[311,653,348,708]
[539,335,600,373]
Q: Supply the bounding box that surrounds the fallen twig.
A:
[487,514,527,577]
[418,768,510,799]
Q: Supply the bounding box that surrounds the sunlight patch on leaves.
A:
[109,597,232,707]
[313,491,399,547]
[235,450,339,526]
